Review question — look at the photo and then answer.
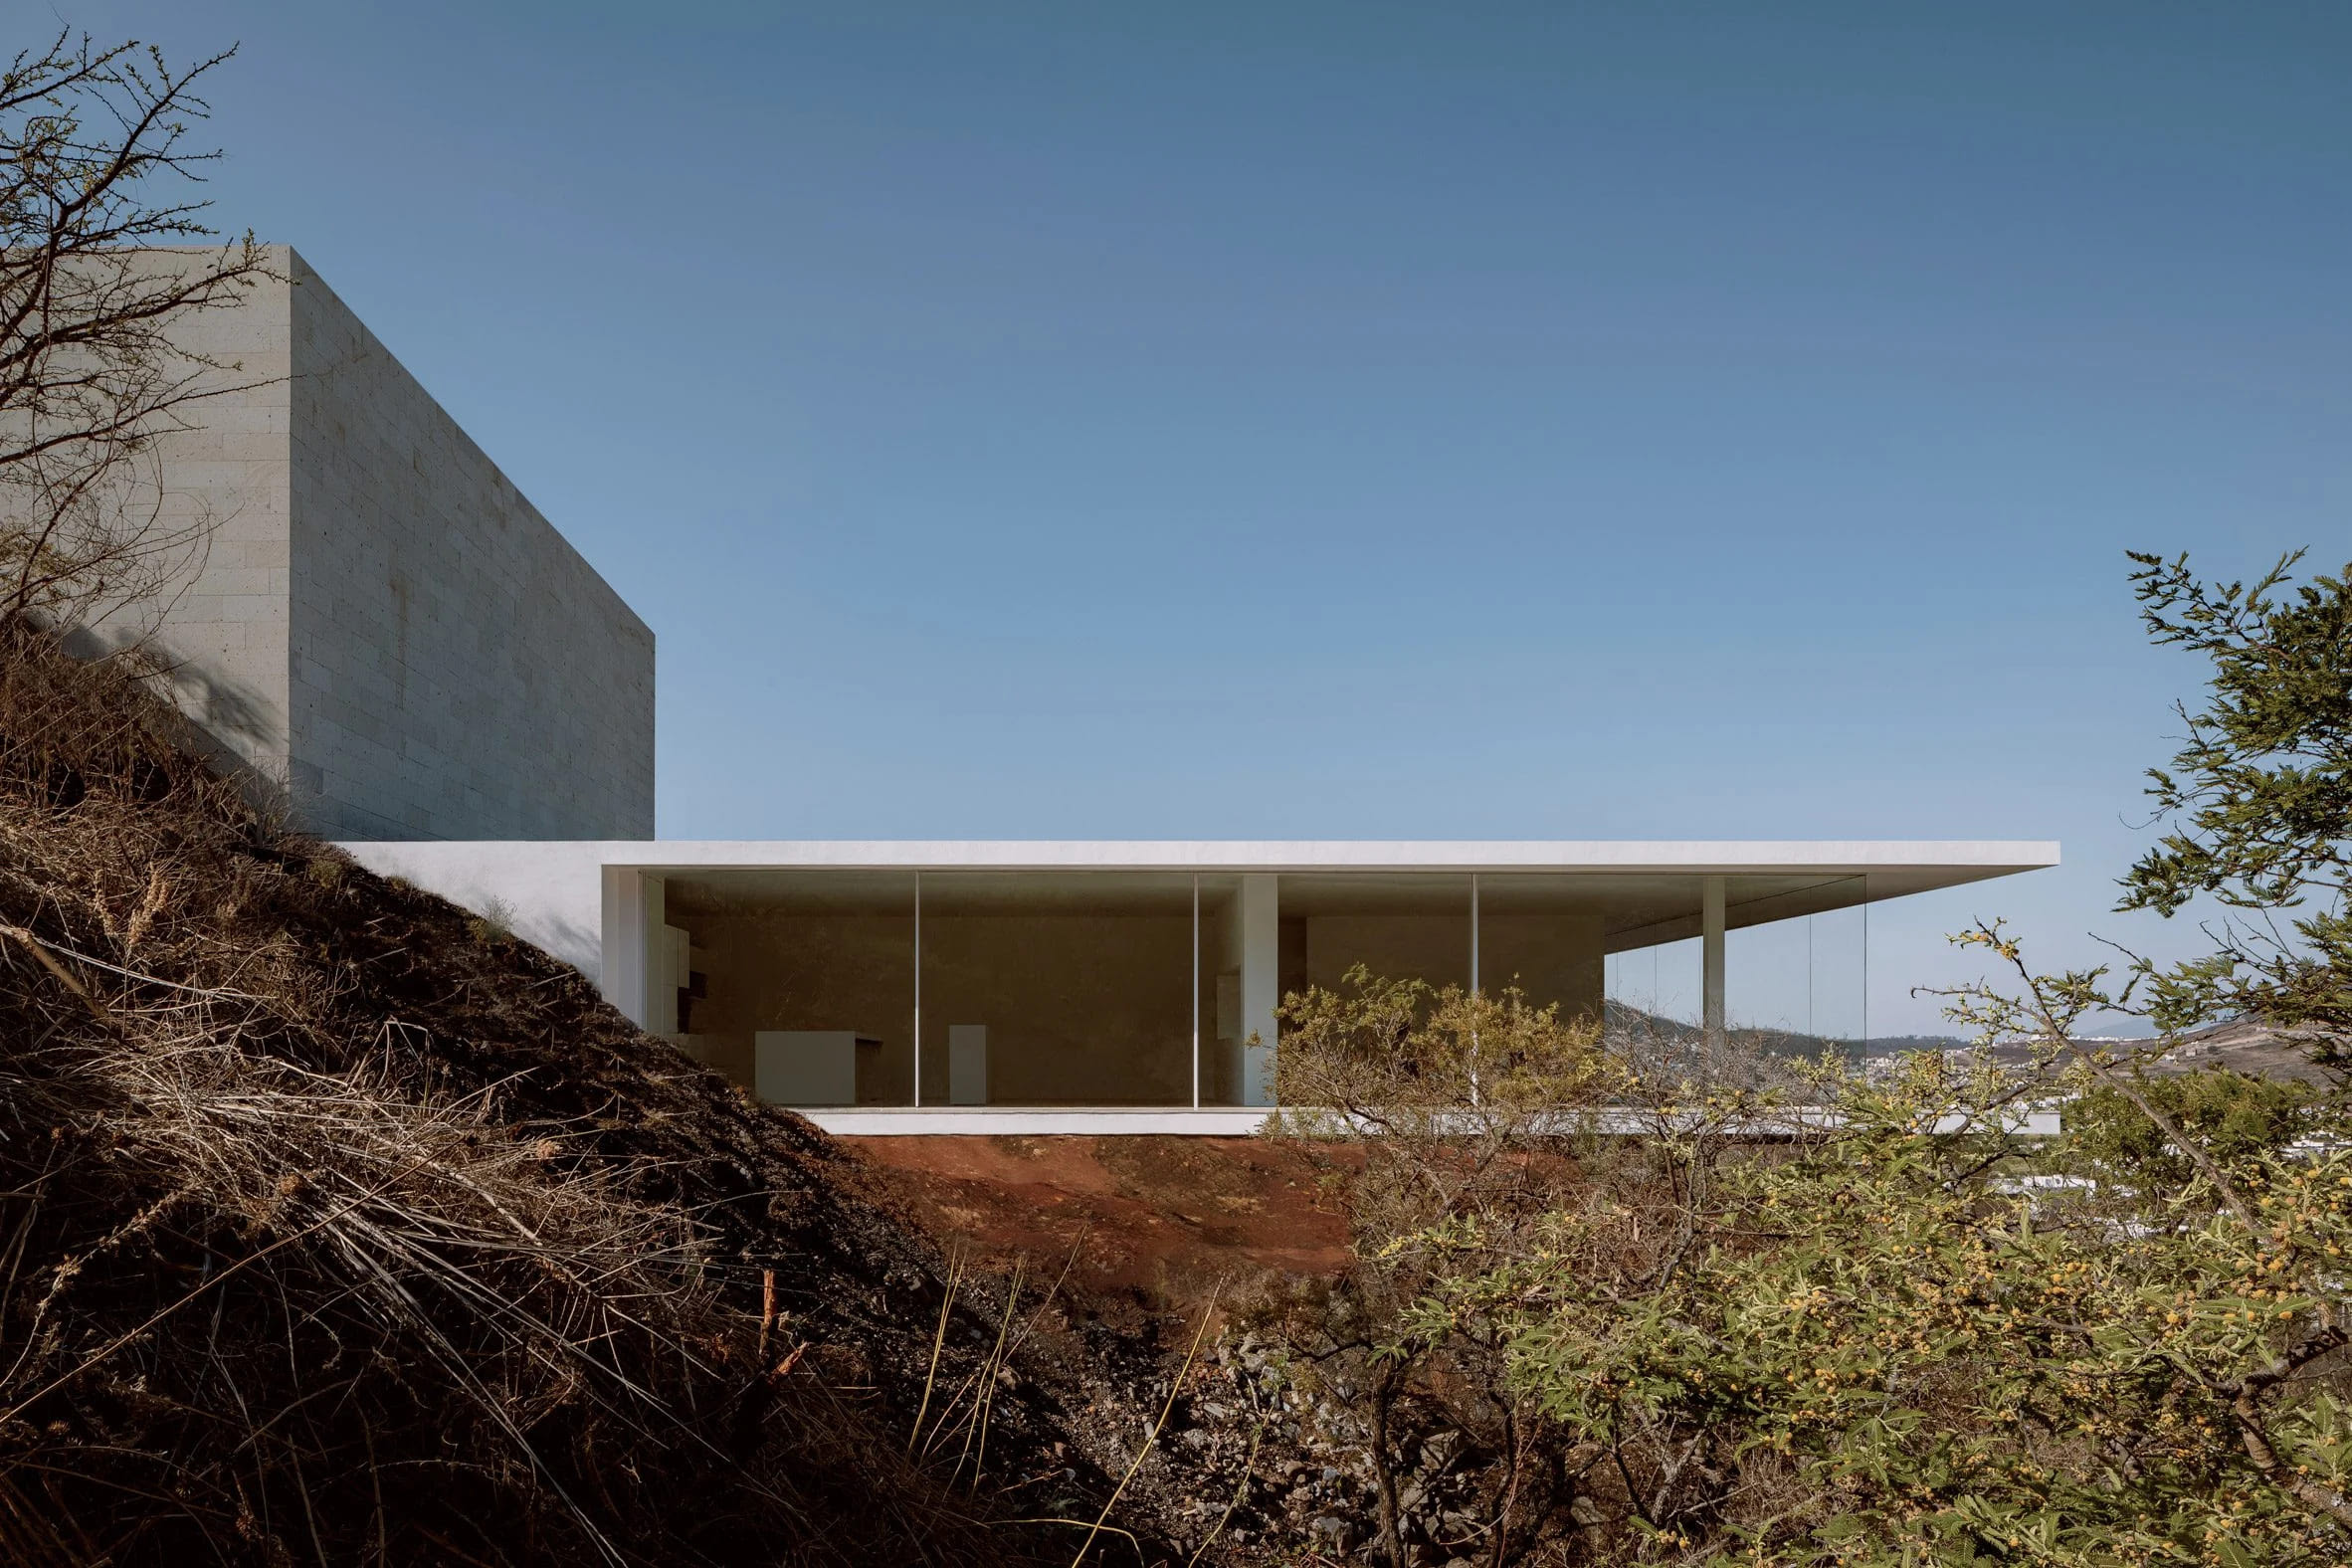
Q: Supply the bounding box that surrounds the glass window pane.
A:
[1722,875,1867,1052]
[1474,874,1622,1023]
[918,871,1196,1106]
[1277,873,1472,996]
[660,869,917,1106]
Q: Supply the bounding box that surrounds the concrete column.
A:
[1701,875,1725,1062]
[602,868,656,1029]
[1470,874,1480,995]
[1240,873,1279,1106]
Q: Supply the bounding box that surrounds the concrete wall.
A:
[340,838,611,980]
[1303,914,1471,996]
[119,246,653,840]
[285,253,654,839]
[1300,911,1603,1020]
[1481,912,1606,1022]
[87,257,297,783]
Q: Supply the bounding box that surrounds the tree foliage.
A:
[1272,551,2352,1564]
[1256,972,1615,1565]
[2118,550,2352,1050]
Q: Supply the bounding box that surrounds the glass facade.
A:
[916,871,1195,1107]
[1278,873,1473,995]
[653,868,1874,1107]
[660,869,916,1105]
[1604,874,1869,1062]
[1196,874,1245,1105]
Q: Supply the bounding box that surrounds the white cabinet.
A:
[755,1031,879,1106]
[947,1024,988,1105]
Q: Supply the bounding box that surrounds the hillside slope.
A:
[0,625,1188,1567]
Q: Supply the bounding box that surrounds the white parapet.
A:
[791,1104,2065,1138]
[800,1106,1275,1136]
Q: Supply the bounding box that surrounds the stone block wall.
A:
[132,246,654,840]
[109,257,296,782]
[284,254,654,839]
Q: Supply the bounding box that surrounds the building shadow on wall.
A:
[58,621,294,828]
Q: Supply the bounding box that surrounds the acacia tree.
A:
[1339,551,2352,1565]
[2117,549,2352,1060]
[1436,1041,2352,1564]
[1260,973,1616,1566]
[0,31,272,631]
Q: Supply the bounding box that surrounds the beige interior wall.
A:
[1480,912,1606,1022]
[1279,918,1309,1005]
[1303,914,1472,994]
[919,914,1191,1105]
[1201,886,1243,1105]
[683,908,1192,1106]
[676,912,915,1102]
[674,895,1605,1108]
[1296,910,1602,1019]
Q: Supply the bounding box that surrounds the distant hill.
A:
[1937,1019,2338,1086]
[1600,999,1965,1060]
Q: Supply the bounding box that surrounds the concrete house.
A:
[135,251,2058,1132]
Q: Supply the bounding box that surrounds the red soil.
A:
[836,1135,1357,1306]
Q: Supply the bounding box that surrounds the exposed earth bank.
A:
[0,625,1430,1567]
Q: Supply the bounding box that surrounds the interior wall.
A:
[675,912,915,1102]
[1479,912,1606,1022]
[668,884,1607,1107]
[1201,885,1243,1105]
[1278,917,1309,1006]
[919,913,1191,1105]
[1303,914,1472,994]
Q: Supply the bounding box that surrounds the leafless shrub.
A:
[0,33,277,637]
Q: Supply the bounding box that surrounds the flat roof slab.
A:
[587,840,2058,882]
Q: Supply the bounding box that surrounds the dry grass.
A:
[0,619,1117,1567]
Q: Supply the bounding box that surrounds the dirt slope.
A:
[0,628,1235,1567]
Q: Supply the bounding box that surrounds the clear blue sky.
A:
[68,2,2352,1033]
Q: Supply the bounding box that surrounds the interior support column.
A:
[1470,874,1480,995]
[1240,873,1279,1106]
[911,871,922,1108]
[1191,875,1201,1109]
[1701,875,1726,1067]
